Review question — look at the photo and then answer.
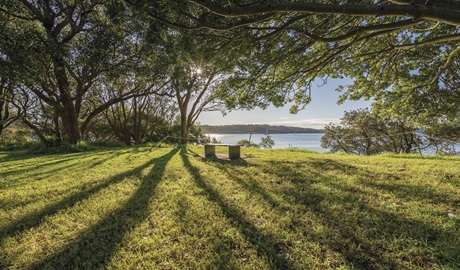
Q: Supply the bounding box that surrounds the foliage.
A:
[100,94,176,145]
[141,1,460,124]
[371,89,460,154]
[321,109,420,155]
[159,29,236,144]
[153,119,209,145]
[0,121,33,146]
[87,140,126,148]
[422,120,460,155]
[0,1,166,144]
[1,1,459,147]
[260,135,275,149]
[1,146,460,269]
[29,141,94,155]
[236,139,260,148]
[200,124,323,134]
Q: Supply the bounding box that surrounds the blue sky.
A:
[198,78,372,129]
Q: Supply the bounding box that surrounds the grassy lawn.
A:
[1,145,459,269]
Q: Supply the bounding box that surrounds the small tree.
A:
[260,135,275,149]
[422,120,460,155]
[237,139,259,148]
[321,109,418,155]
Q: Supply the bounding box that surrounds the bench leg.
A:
[205,145,216,158]
[228,146,240,159]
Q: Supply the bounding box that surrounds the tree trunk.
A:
[53,57,82,144]
[21,116,51,145]
[59,102,82,144]
[0,102,6,136]
[132,97,143,144]
[180,112,189,144]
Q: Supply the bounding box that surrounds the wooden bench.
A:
[204,144,242,159]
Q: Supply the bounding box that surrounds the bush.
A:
[260,135,275,149]
[321,109,418,155]
[29,141,94,154]
[0,122,34,147]
[237,139,260,148]
[89,141,126,148]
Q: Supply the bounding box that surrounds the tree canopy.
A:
[140,0,460,118]
[1,0,459,146]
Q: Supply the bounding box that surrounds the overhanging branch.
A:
[189,0,460,27]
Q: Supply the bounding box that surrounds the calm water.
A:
[206,133,327,152]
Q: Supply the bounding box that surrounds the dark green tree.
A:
[140,0,460,120]
[321,109,419,155]
[159,31,236,144]
[0,1,164,144]
[101,91,175,145]
[260,135,275,149]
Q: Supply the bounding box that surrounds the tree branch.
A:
[430,45,460,86]
[395,34,460,50]
[189,0,460,26]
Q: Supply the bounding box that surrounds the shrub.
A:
[237,139,260,148]
[29,141,94,154]
[260,135,275,149]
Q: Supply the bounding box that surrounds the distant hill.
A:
[199,124,324,134]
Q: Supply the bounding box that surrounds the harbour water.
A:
[205,133,460,154]
[206,133,327,152]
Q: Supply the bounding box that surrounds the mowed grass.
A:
[1,146,459,269]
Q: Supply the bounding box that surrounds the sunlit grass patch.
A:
[1,146,459,269]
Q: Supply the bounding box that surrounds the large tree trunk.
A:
[53,57,82,144]
[180,111,189,145]
[60,105,82,144]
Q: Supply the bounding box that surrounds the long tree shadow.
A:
[365,181,460,206]
[180,148,291,269]
[214,163,284,211]
[3,148,179,269]
[0,149,123,182]
[0,151,154,242]
[0,151,126,212]
[0,149,88,163]
[0,154,89,179]
[307,157,460,208]
[265,159,460,269]
[29,148,179,268]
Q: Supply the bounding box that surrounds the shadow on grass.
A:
[3,148,179,269]
[308,158,460,208]
[265,158,460,269]
[0,149,92,163]
[180,148,291,269]
[0,151,137,239]
[0,149,123,181]
[381,154,460,162]
[215,163,283,211]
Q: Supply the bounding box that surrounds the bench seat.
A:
[204,144,242,159]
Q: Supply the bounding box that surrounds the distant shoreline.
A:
[200,124,324,134]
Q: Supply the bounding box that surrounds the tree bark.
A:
[180,109,189,145]
[53,56,82,144]
[21,115,51,145]
[190,0,460,27]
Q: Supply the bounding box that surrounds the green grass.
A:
[1,146,459,269]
